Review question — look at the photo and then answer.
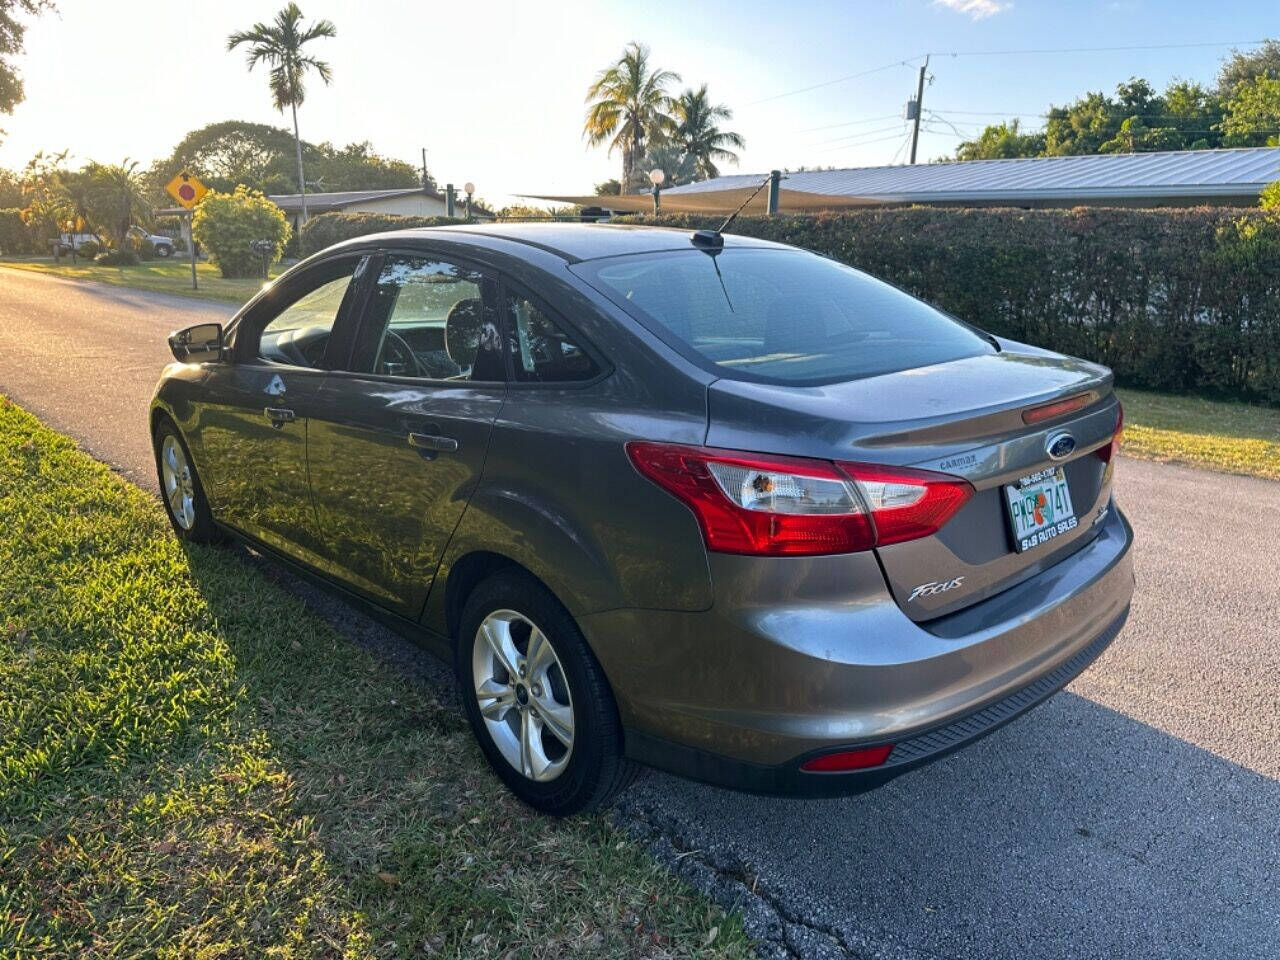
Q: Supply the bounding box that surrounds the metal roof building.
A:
[527,147,1280,214]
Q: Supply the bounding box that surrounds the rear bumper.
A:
[625,604,1128,796]
[579,505,1134,795]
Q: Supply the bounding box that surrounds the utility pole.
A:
[421,147,429,192]
[909,55,929,165]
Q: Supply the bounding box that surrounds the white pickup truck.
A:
[55,227,175,258]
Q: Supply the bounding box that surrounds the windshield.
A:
[573,247,993,385]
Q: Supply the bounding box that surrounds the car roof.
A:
[343,221,786,264]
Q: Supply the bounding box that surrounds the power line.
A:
[746,55,925,106]
[815,131,912,155]
[928,39,1269,58]
[809,122,909,148]
[745,39,1267,109]
[795,113,901,134]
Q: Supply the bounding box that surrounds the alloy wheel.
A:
[160,434,196,530]
[472,609,575,782]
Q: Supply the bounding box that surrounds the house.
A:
[524,146,1280,214]
[268,187,494,231]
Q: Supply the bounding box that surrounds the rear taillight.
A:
[1096,400,1124,464]
[625,442,973,557]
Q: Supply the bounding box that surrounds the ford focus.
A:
[151,223,1134,815]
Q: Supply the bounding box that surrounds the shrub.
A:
[134,237,156,260]
[299,211,467,257]
[94,247,139,266]
[75,239,100,259]
[192,185,290,278]
[621,207,1280,404]
[0,207,32,255]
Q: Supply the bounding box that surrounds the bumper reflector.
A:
[800,743,894,772]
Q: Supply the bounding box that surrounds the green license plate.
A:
[1005,466,1077,553]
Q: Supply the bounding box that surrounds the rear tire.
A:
[456,569,637,815]
[152,418,220,544]
[155,244,173,258]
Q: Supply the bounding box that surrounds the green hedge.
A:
[298,212,469,257]
[626,208,1280,403]
[0,208,32,255]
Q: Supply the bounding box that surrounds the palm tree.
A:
[227,4,335,224]
[584,42,680,191]
[673,85,746,180]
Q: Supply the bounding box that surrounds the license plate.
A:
[1005,467,1077,553]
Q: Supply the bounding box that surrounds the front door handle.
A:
[407,432,458,453]
[264,406,296,426]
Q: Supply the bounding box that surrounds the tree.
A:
[80,161,151,251]
[1218,39,1280,96]
[671,84,744,180]
[192,185,290,278]
[227,3,336,225]
[0,1,52,119]
[310,140,419,191]
[150,121,422,200]
[638,142,697,188]
[1220,75,1280,146]
[19,150,68,243]
[584,42,679,191]
[594,178,621,196]
[0,166,23,207]
[955,119,1045,160]
[151,120,300,194]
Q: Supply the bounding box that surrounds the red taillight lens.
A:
[800,743,894,772]
[836,461,975,547]
[625,442,973,557]
[625,442,875,556]
[1096,400,1124,464]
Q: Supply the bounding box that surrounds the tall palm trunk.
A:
[290,101,309,224]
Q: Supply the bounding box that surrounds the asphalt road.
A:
[2,268,1277,960]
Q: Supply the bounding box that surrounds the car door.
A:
[196,253,371,567]
[305,251,508,617]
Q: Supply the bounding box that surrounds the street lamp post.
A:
[649,168,665,216]
[464,181,475,220]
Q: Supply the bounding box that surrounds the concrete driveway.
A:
[1,267,1276,960]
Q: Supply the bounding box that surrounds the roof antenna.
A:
[691,172,780,250]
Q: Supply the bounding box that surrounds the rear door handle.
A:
[264,406,296,425]
[407,432,458,453]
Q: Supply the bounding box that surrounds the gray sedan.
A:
[151,223,1133,815]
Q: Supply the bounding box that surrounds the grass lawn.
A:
[0,397,751,959]
[1117,388,1280,481]
[0,257,281,304]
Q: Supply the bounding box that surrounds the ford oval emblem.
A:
[1046,431,1077,461]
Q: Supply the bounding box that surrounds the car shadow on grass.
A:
[173,538,746,959]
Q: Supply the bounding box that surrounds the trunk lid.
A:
[705,346,1121,620]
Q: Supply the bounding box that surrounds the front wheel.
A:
[153,418,220,543]
[457,569,637,815]
[154,244,173,258]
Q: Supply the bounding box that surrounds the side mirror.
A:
[168,322,224,363]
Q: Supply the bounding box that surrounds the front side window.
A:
[352,256,504,381]
[573,248,993,385]
[256,266,357,368]
[505,295,599,383]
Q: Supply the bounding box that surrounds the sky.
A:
[1,0,1278,207]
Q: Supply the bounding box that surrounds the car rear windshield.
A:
[573,247,993,385]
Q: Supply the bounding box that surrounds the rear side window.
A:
[505,295,599,383]
[573,248,993,385]
[351,256,504,382]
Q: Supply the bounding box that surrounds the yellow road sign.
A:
[165,170,209,209]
